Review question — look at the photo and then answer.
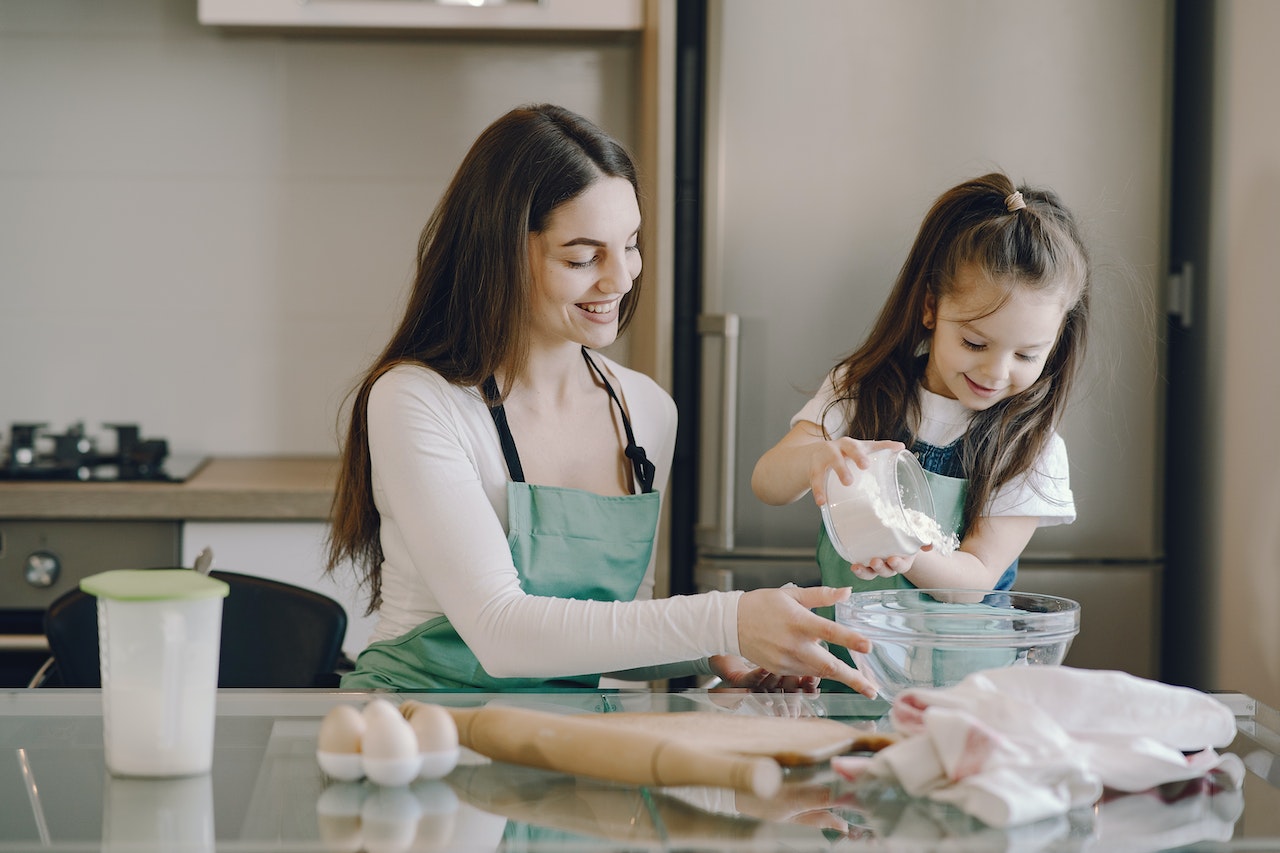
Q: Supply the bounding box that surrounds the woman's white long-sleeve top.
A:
[363,355,740,678]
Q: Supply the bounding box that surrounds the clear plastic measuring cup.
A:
[820,448,941,565]
[81,569,230,777]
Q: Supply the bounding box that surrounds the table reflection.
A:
[828,763,1244,851]
[300,758,1245,852]
[102,773,214,852]
[315,779,484,853]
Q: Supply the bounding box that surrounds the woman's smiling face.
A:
[527,175,641,351]
[922,263,1068,411]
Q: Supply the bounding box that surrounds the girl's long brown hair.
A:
[823,172,1090,533]
[326,104,643,613]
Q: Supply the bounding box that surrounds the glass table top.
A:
[1,688,1277,851]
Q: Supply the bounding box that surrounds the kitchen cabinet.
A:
[197,0,643,33]
[181,521,374,660]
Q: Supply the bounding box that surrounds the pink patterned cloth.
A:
[831,666,1242,827]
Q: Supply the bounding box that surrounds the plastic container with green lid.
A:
[81,569,230,601]
[82,568,229,777]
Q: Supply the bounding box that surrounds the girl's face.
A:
[922,263,1068,411]
[527,176,642,352]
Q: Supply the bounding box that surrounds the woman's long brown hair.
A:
[325,104,643,613]
[823,172,1090,534]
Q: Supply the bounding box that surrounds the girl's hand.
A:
[751,420,903,508]
[708,654,820,692]
[735,586,878,698]
[811,437,905,507]
[848,548,928,581]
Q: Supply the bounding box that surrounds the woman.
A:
[327,103,876,696]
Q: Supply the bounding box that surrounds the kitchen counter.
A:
[1,687,1277,851]
[0,456,337,521]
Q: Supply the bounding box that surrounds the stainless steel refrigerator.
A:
[676,0,1171,678]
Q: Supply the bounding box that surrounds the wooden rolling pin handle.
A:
[407,701,783,799]
[652,740,783,799]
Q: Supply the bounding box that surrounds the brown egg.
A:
[362,700,421,786]
[404,704,458,754]
[318,704,365,755]
[316,704,367,782]
[402,703,459,779]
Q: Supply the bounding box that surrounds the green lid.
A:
[80,569,230,602]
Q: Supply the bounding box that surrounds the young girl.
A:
[752,172,1088,623]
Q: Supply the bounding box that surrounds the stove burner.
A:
[2,422,196,482]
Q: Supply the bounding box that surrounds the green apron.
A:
[342,349,660,692]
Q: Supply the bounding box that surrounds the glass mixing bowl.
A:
[835,588,1081,700]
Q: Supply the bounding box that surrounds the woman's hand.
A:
[735,585,878,698]
[708,654,819,693]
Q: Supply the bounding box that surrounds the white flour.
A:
[903,507,958,555]
[825,468,957,565]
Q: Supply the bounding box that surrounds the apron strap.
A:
[581,348,656,494]
[482,376,526,483]
[481,349,655,494]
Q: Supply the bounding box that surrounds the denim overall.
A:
[815,436,1017,673]
[342,350,660,691]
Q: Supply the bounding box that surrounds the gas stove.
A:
[0,422,207,483]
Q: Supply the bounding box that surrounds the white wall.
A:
[0,0,638,456]
[1212,0,1280,707]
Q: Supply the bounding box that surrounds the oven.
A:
[0,422,206,686]
[0,521,183,686]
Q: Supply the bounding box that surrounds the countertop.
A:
[0,456,337,521]
[0,688,1277,852]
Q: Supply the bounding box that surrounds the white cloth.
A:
[831,666,1242,828]
[792,370,1075,525]
[364,355,741,678]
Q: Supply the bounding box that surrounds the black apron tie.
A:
[482,376,526,483]
[581,349,656,494]
[482,348,655,494]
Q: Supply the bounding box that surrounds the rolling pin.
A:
[401,700,783,799]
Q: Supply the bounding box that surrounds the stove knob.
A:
[24,551,60,588]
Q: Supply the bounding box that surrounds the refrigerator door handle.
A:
[696,313,740,552]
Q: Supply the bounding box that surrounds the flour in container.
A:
[822,452,957,566]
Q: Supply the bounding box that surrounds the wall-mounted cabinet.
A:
[197,0,643,34]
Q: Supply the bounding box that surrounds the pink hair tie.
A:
[1005,191,1026,212]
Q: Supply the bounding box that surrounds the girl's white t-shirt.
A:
[361,354,739,678]
[792,371,1075,526]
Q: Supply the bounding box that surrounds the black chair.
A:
[33,570,348,688]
